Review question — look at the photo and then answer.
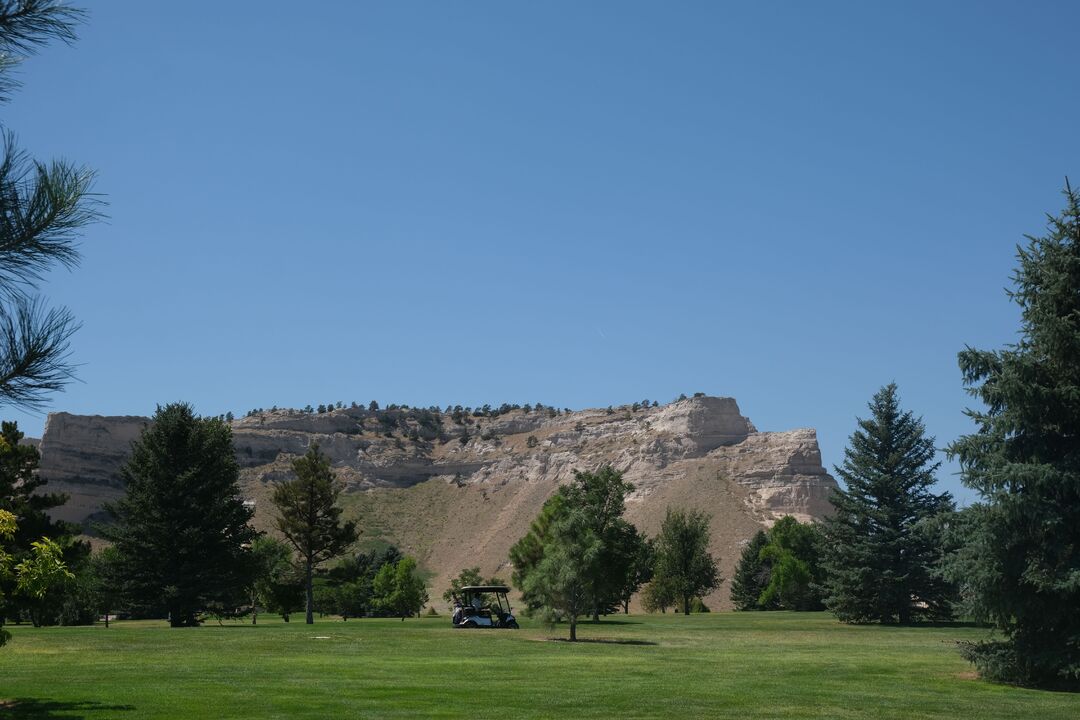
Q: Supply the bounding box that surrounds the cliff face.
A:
[37,396,837,609]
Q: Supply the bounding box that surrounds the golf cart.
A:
[451,585,519,629]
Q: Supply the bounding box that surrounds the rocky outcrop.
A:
[38,413,149,489]
[36,396,838,609]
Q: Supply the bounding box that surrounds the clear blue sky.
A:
[5,1,1078,503]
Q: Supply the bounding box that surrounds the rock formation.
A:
[37,396,837,610]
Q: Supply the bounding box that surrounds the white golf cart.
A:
[451,585,519,629]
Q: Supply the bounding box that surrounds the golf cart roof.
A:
[459,585,510,593]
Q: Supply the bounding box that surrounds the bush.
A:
[690,597,710,613]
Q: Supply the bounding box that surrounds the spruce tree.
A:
[947,184,1080,688]
[730,529,775,610]
[822,384,954,624]
[101,403,256,627]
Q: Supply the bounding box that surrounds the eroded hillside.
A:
[38,396,837,609]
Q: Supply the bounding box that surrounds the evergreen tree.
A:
[730,529,777,611]
[101,403,256,627]
[559,466,636,619]
[521,506,602,641]
[0,1,102,411]
[822,384,955,624]
[947,184,1080,688]
[272,443,358,624]
[651,507,721,615]
[0,420,71,552]
[509,494,563,611]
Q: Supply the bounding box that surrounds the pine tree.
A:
[947,183,1080,688]
[521,506,603,641]
[272,443,357,624]
[0,2,102,411]
[101,403,256,627]
[730,529,776,611]
[822,384,954,624]
[0,421,71,550]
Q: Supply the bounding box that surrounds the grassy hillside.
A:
[1,613,1077,719]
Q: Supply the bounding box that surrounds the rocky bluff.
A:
[38,396,837,609]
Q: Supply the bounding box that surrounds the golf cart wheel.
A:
[461,620,478,629]
[507,620,519,629]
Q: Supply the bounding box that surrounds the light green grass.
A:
[0,612,1076,719]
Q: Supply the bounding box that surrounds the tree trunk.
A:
[683,595,691,616]
[623,599,630,614]
[569,616,577,642]
[592,609,600,622]
[252,588,258,625]
[305,558,314,625]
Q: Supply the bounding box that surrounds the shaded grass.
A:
[0,612,1077,719]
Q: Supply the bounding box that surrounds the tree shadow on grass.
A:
[0,699,136,719]
[577,619,644,626]
[547,637,658,646]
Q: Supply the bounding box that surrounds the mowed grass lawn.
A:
[1,612,1077,719]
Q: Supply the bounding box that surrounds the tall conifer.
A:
[822,384,954,623]
[102,403,255,627]
[948,184,1080,688]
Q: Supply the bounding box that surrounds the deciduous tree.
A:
[372,556,428,620]
[651,508,721,616]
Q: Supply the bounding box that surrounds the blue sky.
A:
[5,1,1078,503]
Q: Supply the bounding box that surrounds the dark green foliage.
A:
[0,421,72,555]
[947,184,1080,689]
[757,517,825,611]
[272,444,358,624]
[250,537,303,623]
[822,384,955,624]
[730,530,777,611]
[558,466,638,618]
[615,529,653,614]
[509,495,563,610]
[442,566,506,604]
[101,403,256,627]
[316,545,403,620]
[651,507,721,615]
[0,1,102,412]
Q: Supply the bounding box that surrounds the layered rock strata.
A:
[37,396,837,609]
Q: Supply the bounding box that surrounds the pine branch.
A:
[0,1,83,55]
[0,133,103,299]
[0,294,78,410]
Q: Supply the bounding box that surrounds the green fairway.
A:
[0,612,1076,719]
